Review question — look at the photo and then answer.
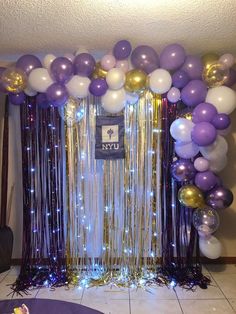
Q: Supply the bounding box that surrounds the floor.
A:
[0,265,236,314]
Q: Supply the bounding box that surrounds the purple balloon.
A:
[212,113,231,130]
[192,122,217,146]
[131,45,159,74]
[9,92,26,105]
[46,83,69,107]
[181,55,203,80]
[171,159,196,182]
[50,57,74,84]
[195,171,217,191]
[175,141,199,159]
[74,53,96,77]
[181,80,207,107]
[16,54,42,75]
[89,78,108,96]
[192,102,218,123]
[0,67,7,93]
[160,44,186,71]
[172,70,190,89]
[225,69,236,87]
[36,93,50,109]
[113,40,132,60]
[206,186,234,210]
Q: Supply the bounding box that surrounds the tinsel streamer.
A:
[12,98,66,294]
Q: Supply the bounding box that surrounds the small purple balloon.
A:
[131,45,159,74]
[113,40,132,60]
[46,83,69,107]
[172,70,190,89]
[89,78,108,96]
[74,53,96,77]
[50,57,74,84]
[0,67,7,93]
[167,87,180,103]
[181,80,208,107]
[16,54,42,75]
[194,157,209,172]
[171,158,196,182]
[181,55,203,80]
[36,93,50,109]
[160,43,186,71]
[9,92,26,105]
[192,122,217,146]
[192,102,218,123]
[212,113,231,130]
[195,171,217,191]
[206,186,234,210]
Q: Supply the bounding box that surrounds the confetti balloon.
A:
[202,62,229,87]
[178,185,204,208]
[193,206,220,235]
[201,52,219,70]
[2,67,27,93]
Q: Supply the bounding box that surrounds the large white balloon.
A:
[106,68,125,90]
[199,235,222,259]
[101,88,126,113]
[200,135,228,160]
[149,69,172,94]
[206,86,236,114]
[24,85,37,96]
[209,155,227,173]
[66,75,90,98]
[43,54,56,70]
[175,141,200,159]
[170,118,194,142]
[28,68,54,93]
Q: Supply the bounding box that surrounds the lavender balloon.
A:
[89,78,108,96]
[50,57,74,84]
[113,40,132,60]
[192,102,217,123]
[194,157,209,172]
[36,93,50,109]
[181,80,208,107]
[195,171,217,191]
[167,87,180,103]
[172,70,190,88]
[46,83,69,107]
[206,186,234,210]
[171,159,196,182]
[16,54,42,75]
[192,122,217,146]
[9,92,26,105]
[74,53,96,77]
[181,55,203,80]
[212,113,231,130]
[160,43,186,71]
[131,45,159,74]
[175,141,199,159]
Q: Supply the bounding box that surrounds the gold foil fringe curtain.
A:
[65,92,163,286]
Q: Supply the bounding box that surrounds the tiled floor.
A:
[0,265,236,313]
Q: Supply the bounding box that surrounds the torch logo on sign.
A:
[102,125,119,150]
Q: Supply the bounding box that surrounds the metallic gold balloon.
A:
[125,69,147,93]
[202,62,229,87]
[1,67,27,93]
[178,185,204,208]
[178,109,193,121]
[201,52,219,70]
[92,62,107,79]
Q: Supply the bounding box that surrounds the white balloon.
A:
[66,75,90,98]
[101,88,126,113]
[209,155,227,173]
[200,135,228,160]
[199,235,222,259]
[24,85,37,96]
[149,69,172,94]
[28,68,54,93]
[106,68,125,90]
[126,92,139,105]
[170,118,194,142]
[43,54,56,70]
[175,141,199,159]
[206,86,236,114]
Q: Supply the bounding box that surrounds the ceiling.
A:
[1,0,236,61]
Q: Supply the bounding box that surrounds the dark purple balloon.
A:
[89,78,108,96]
[181,55,203,80]
[206,186,234,210]
[192,102,217,123]
[171,158,196,182]
[212,113,231,130]
[160,43,186,71]
[46,83,69,107]
[50,57,74,84]
[195,171,217,191]
[181,80,207,107]
[225,69,236,87]
[172,70,190,89]
[9,92,26,105]
[73,53,96,77]
[192,122,217,146]
[16,54,42,75]
[0,67,7,93]
[36,93,50,109]
[113,40,132,60]
[131,45,159,74]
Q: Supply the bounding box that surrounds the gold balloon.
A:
[1,67,27,93]
[92,62,107,79]
[125,69,147,93]
[178,109,193,121]
[178,185,204,208]
[202,62,229,87]
[201,52,219,70]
